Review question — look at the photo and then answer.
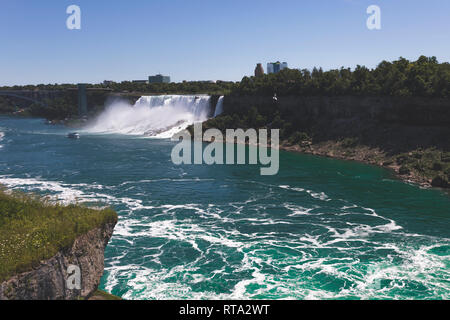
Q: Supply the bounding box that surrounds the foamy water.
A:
[0,131,4,149]
[1,174,449,300]
[85,95,213,138]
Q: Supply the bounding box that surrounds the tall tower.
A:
[255,63,264,77]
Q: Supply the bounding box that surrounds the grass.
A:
[89,290,122,300]
[0,187,118,283]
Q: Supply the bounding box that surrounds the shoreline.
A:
[2,114,447,192]
[199,134,448,192]
[279,142,449,191]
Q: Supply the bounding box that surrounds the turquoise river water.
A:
[0,116,449,300]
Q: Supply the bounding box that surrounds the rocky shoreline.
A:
[200,133,448,191]
[280,141,449,191]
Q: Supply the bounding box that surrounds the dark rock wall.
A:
[0,222,116,300]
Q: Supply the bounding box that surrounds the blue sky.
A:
[1,0,449,85]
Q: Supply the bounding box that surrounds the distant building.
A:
[255,63,264,77]
[267,61,288,74]
[132,80,148,84]
[103,80,115,86]
[149,74,171,83]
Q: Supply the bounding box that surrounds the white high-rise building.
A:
[267,61,288,74]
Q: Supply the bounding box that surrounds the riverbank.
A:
[201,93,450,190]
[2,116,449,299]
[196,125,449,191]
[280,140,449,190]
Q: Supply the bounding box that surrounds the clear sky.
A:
[1,0,449,85]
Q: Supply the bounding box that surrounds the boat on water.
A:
[67,132,80,139]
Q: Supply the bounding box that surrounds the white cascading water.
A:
[0,131,4,149]
[214,96,224,117]
[85,95,214,139]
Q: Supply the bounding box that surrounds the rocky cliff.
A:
[0,222,116,300]
[224,95,450,127]
[205,95,450,188]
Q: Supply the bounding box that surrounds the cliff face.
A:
[0,222,115,300]
[223,95,450,151]
[224,95,450,127]
[212,95,450,188]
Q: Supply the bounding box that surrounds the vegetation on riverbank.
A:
[234,56,450,97]
[282,141,450,189]
[0,188,118,283]
[203,113,450,189]
[2,56,449,121]
[197,56,450,188]
[0,81,237,97]
[2,56,449,98]
[88,290,122,301]
[1,56,449,188]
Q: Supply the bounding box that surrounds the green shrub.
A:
[431,174,449,188]
[432,162,444,171]
[441,153,450,163]
[0,188,118,282]
[396,155,409,165]
[341,137,359,148]
[399,166,411,175]
[288,132,311,145]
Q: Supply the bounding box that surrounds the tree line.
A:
[2,56,448,98]
[233,56,450,98]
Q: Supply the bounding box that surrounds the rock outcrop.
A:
[224,95,450,126]
[0,222,116,300]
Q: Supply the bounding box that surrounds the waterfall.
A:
[85,95,212,138]
[214,96,224,117]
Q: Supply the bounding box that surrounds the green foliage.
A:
[395,149,450,180]
[288,132,311,145]
[30,96,78,120]
[232,56,450,98]
[399,165,411,175]
[341,137,359,148]
[0,81,237,97]
[90,290,122,300]
[0,82,237,120]
[431,174,449,188]
[108,81,237,96]
[441,152,450,163]
[0,188,118,282]
[0,97,17,114]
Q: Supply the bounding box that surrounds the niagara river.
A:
[0,97,449,300]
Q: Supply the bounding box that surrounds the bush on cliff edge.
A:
[0,188,118,283]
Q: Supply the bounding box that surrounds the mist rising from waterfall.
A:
[214,96,224,117]
[85,95,213,138]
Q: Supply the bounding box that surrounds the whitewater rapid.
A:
[85,95,223,139]
[1,174,449,300]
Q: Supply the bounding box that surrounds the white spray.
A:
[86,95,214,138]
[214,96,224,117]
